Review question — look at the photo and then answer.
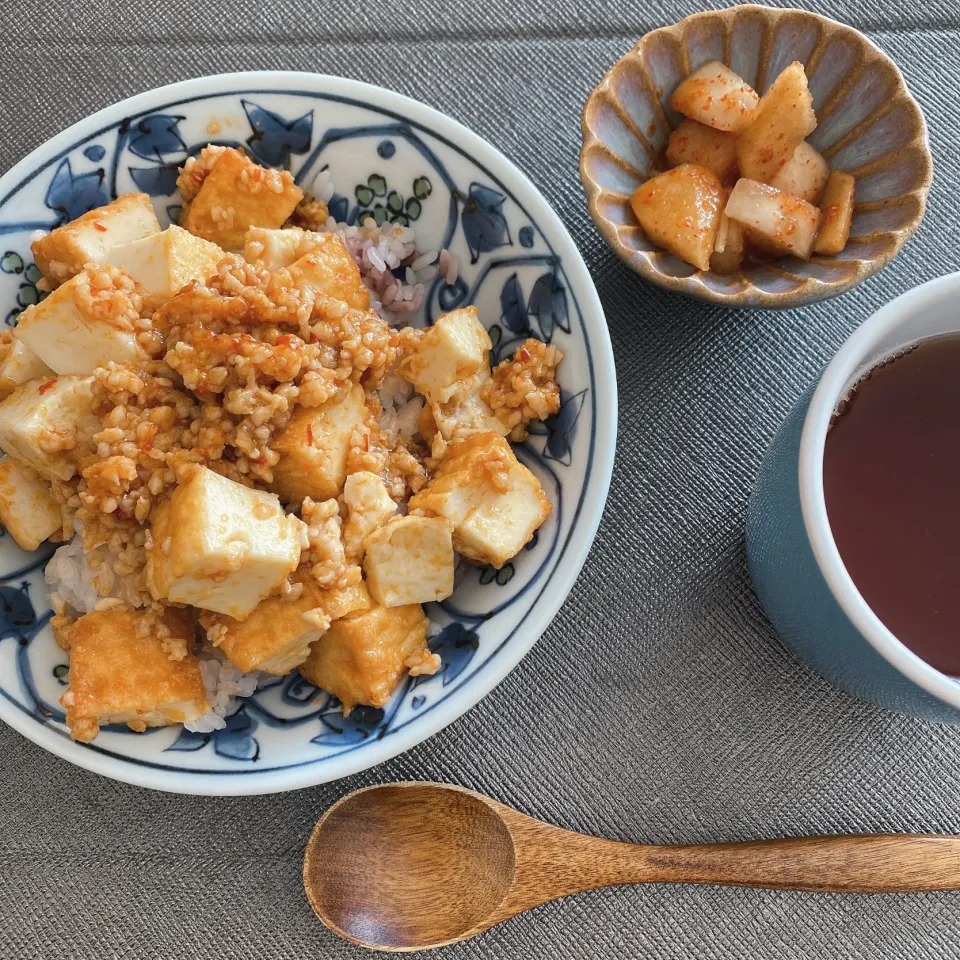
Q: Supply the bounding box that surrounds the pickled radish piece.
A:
[710,207,745,274]
[630,164,724,272]
[813,171,856,255]
[666,119,739,184]
[770,142,830,204]
[737,62,817,184]
[669,61,759,133]
[725,178,820,260]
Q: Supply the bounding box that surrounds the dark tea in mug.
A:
[823,334,960,676]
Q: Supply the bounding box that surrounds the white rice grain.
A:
[45,535,98,616]
[309,167,332,200]
[186,652,264,733]
[367,247,387,273]
[411,250,438,270]
[45,523,142,615]
[445,256,459,285]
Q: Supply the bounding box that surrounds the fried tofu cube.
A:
[669,60,759,133]
[243,225,335,263]
[342,471,397,562]
[0,337,53,401]
[181,148,303,250]
[418,403,439,445]
[362,516,455,607]
[737,62,817,184]
[211,580,371,675]
[60,607,208,743]
[31,193,161,288]
[813,171,856,256]
[770,142,830,204]
[666,119,739,184]
[409,431,551,568]
[246,229,370,311]
[145,466,305,619]
[271,385,367,502]
[0,455,61,551]
[299,602,437,713]
[275,233,370,312]
[13,266,146,375]
[428,390,510,461]
[726,178,821,260]
[397,307,492,404]
[0,376,98,481]
[630,164,724,271]
[104,226,224,309]
[244,226,308,270]
[321,581,374,622]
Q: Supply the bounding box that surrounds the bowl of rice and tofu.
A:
[581,5,931,307]
[0,73,615,793]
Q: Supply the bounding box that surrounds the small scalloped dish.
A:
[580,4,933,309]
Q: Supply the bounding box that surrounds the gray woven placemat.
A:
[2,1,959,957]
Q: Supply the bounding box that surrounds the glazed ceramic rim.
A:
[579,3,933,310]
[799,272,960,709]
[0,70,618,794]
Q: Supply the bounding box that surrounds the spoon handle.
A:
[637,834,960,893]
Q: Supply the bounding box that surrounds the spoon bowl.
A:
[304,784,516,950]
[304,781,960,952]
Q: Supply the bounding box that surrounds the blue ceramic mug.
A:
[747,273,960,723]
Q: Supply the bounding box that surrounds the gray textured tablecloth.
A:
[2,0,960,957]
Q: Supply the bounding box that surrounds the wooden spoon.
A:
[303,781,960,952]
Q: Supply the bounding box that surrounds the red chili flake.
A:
[38,379,56,395]
[93,222,107,233]
[518,348,531,362]
[363,435,370,452]
[306,424,314,445]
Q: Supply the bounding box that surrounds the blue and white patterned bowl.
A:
[0,72,616,795]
